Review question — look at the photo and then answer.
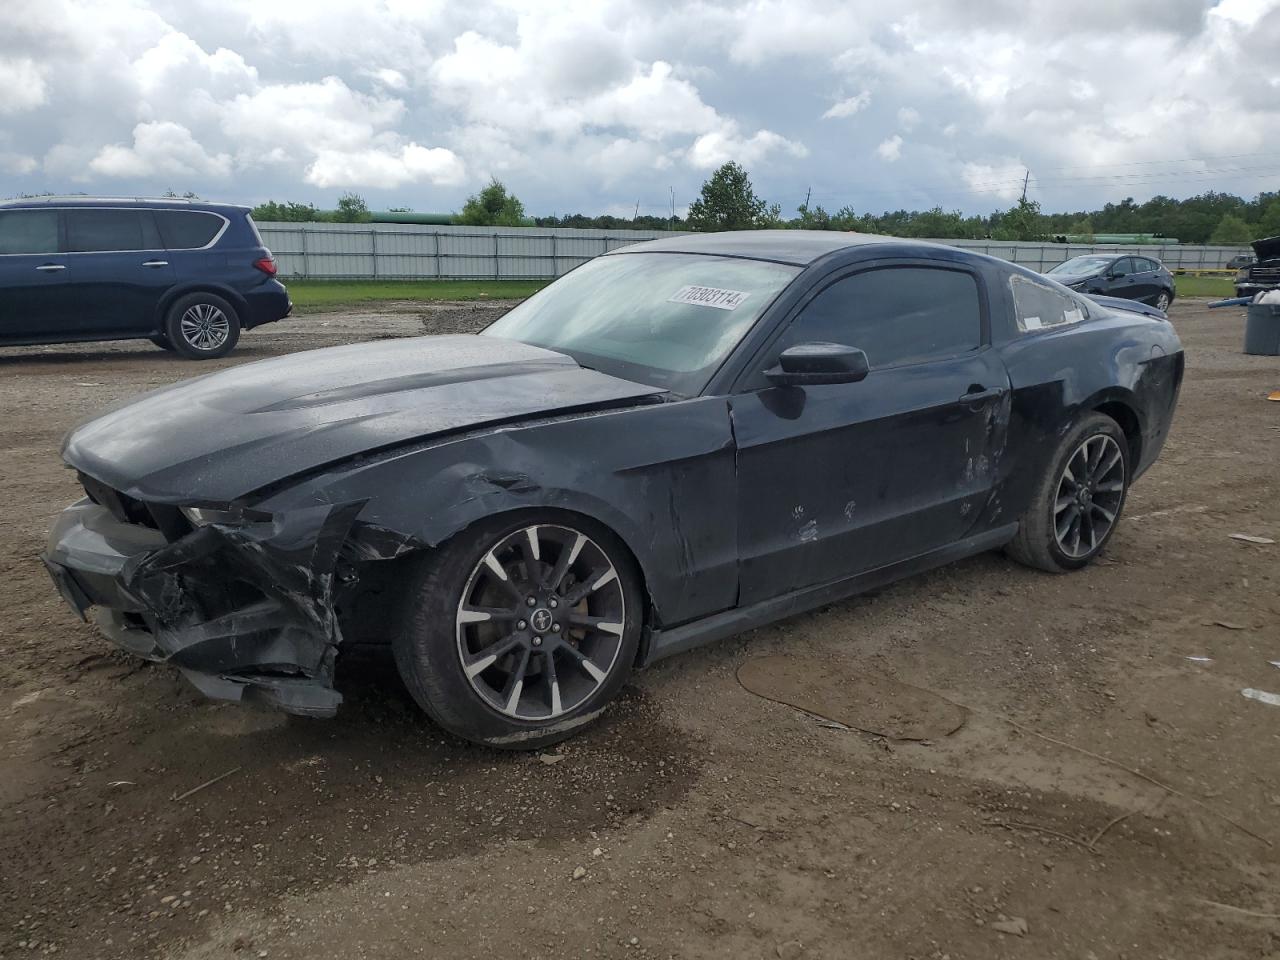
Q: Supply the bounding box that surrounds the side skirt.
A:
[642,522,1019,666]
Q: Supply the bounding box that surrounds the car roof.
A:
[0,196,249,214]
[606,229,935,266]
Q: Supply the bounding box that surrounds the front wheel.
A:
[392,514,643,749]
[164,292,241,360]
[1007,413,1130,572]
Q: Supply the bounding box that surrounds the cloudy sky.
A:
[2,0,1277,218]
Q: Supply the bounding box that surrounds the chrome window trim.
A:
[0,206,230,256]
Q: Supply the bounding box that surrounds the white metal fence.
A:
[257,221,1251,280]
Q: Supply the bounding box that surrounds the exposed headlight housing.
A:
[1236,269,1250,282]
[180,505,268,527]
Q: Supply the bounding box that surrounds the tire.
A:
[1154,289,1172,312]
[1007,412,1130,573]
[163,292,241,360]
[391,512,643,749]
[149,334,175,352]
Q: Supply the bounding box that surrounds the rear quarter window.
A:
[0,210,58,254]
[155,210,225,249]
[1010,275,1088,333]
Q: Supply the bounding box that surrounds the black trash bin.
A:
[1244,302,1280,356]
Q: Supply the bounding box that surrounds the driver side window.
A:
[766,265,982,375]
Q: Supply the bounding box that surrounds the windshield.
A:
[1047,256,1113,276]
[482,252,800,393]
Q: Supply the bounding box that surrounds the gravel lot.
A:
[2,298,1278,960]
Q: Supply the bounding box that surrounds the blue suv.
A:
[0,197,291,359]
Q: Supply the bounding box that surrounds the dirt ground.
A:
[2,299,1278,960]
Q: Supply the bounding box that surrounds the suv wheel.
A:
[392,513,642,749]
[164,293,241,360]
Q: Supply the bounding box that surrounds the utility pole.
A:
[803,186,811,209]
[633,200,640,222]
[1020,169,1031,203]
[669,186,676,230]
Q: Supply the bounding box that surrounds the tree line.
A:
[246,163,1279,245]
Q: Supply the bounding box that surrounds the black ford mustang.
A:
[43,231,1184,747]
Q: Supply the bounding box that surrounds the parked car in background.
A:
[1225,253,1255,271]
[1235,236,1280,299]
[1044,253,1176,312]
[43,231,1184,748]
[0,197,290,359]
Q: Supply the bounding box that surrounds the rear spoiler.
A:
[1085,294,1167,320]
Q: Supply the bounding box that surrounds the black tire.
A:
[149,334,175,352]
[1007,412,1130,573]
[391,512,643,749]
[1154,289,1172,312]
[163,292,241,360]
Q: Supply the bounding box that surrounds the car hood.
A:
[1252,235,1280,262]
[63,335,667,503]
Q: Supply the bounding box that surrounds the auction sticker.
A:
[668,285,749,311]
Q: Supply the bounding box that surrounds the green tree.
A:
[792,202,832,230]
[251,200,324,222]
[686,162,775,231]
[457,179,526,226]
[334,192,372,223]
[1209,213,1254,245]
[1065,217,1095,240]
[992,197,1045,241]
[163,189,200,199]
[1256,200,1280,239]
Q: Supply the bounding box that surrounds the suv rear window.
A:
[64,209,154,253]
[155,210,224,249]
[0,210,58,254]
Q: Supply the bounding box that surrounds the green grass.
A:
[285,279,549,313]
[1173,275,1235,299]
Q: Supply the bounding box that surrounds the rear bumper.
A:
[41,499,361,717]
[241,280,292,329]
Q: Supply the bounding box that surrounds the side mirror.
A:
[765,342,870,387]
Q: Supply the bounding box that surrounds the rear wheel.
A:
[1007,413,1130,572]
[392,513,642,749]
[164,292,241,360]
[1154,289,1172,312]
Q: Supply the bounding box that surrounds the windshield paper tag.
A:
[668,285,749,311]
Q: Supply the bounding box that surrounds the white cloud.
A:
[960,161,1027,202]
[306,143,466,188]
[0,152,38,175]
[89,121,232,178]
[875,135,903,162]
[822,91,870,119]
[2,0,1276,214]
[688,126,808,170]
[0,57,47,113]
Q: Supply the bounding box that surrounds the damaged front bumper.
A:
[42,497,369,718]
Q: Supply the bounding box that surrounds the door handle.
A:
[960,386,1004,406]
[141,260,169,267]
[35,264,66,272]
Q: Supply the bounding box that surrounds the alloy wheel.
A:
[1155,292,1171,311]
[1053,434,1125,559]
[455,524,627,721]
[179,303,230,351]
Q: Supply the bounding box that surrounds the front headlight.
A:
[181,505,268,527]
[1236,269,1249,282]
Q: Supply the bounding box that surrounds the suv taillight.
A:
[253,257,277,276]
